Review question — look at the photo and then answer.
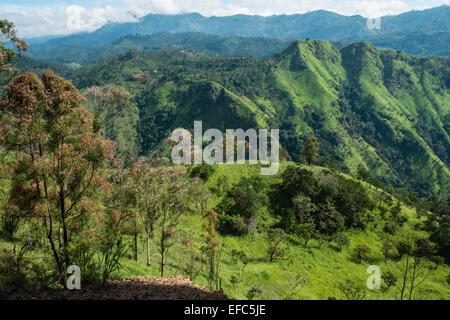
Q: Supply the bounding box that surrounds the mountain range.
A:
[10,6,450,197]
[43,39,447,197]
[26,5,450,64]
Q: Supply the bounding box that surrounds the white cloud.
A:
[0,0,448,38]
[0,4,138,38]
[335,0,410,18]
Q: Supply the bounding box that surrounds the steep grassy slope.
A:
[100,164,450,300]
[269,40,450,195]
[21,40,450,196]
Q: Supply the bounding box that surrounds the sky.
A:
[1,0,449,38]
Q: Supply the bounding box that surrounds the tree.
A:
[337,278,366,300]
[333,233,350,251]
[203,209,223,290]
[352,244,371,263]
[154,165,193,277]
[181,235,202,281]
[297,223,317,246]
[216,176,268,235]
[100,163,137,284]
[0,71,114,286]
[302,136,320,165]
[0,20,27,78]
[130,157,165,267]
[382,230,438,300]
[82,85,136,164]
[230,249,248,282]
[424,197,449,264]
[266,228,286,262]
[292,194,316,224]
[333,176,373,229]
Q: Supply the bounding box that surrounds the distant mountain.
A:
[50,40,449,197]
[29,11,367,49]
[26,6,450,63]
[33,6,449,47]
[26,32,294,65]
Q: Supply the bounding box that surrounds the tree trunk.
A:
[160,209,168,277]
[146,231,151,267]
[400,255,410,300]
[134,232,138,261]
[408,258,418,300]
[161,249,166,277]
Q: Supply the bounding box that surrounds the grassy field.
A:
[1,163,448,299]
[96,163,450,300]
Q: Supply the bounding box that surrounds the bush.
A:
[333,233,350,251]
[351,244,371,263]
[383,221,399,235]
[189,164,216,181]
[218,214,248,235]
[0,248,51,290]
[215,176,268,235]
[337,278,366,300]
[68,238,102,285]
[246,286,263,300]
[382,271,397,289]
[265,228,286,262]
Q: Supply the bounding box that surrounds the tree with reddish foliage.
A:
[150,164,193,277]
[130,157,167,267]
[203,209,223,290]
[0,71,115,286]
[99,161,138,285]
[0,20,28,76]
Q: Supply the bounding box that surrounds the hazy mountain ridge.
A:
[26,32,295,66]
[26,6,450,61]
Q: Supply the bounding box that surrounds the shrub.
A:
[383,221,399,235]
[333,233,350,251]
[337,278,366,300]
[218,214,248,235]
[265,228,286,262]
[246,286,263,300]
[189,164,216,181]
[382,271,397,289]
[215,176,268,235]
[351,244,371,263]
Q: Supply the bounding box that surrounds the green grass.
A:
[97,163,450,300]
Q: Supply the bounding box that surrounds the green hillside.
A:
[1,8,448,303]
[48,40,450,197]
[111,163,450,300]
[1,161,448,299]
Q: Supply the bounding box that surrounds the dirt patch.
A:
[0,276,228,300]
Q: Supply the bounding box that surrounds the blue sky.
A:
[1,0,449,37]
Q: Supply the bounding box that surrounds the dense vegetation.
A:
[21,39,449,197]
[1,19,449,301]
